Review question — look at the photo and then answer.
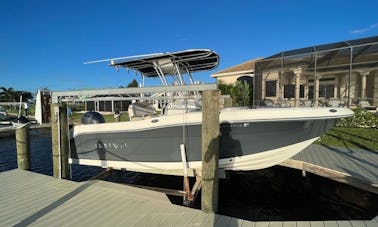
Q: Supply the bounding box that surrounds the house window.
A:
[284,85,304,98]
[284,85,294,98]
[320,85,334,99]
[265,80,277,97]
[308,78,335,99]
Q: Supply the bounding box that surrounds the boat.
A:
[10,95,30,127]
[0,109,10,125]
[69,49,354,175]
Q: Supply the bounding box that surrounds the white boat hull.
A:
[69,107,354,175]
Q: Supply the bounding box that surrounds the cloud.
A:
[350,23,378,34]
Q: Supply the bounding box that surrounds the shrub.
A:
[336,108,378,128]
[231,80,250,107]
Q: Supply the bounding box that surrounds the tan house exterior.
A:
[254,36,378,108]
[255,67,378,107]
[212,36,378,109]
[211,58,260,84]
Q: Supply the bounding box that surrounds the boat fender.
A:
[81,112,105,124]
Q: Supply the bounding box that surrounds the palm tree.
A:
[231,81,250,107]
[217,81,233,95]
[16,91,33,102]
[0,87,17,102]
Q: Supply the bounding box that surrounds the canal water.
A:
[0,129,377,221]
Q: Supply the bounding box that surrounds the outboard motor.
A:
[81,111,105,124]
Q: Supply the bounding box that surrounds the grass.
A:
[315,127,378,152]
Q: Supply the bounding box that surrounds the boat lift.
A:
[51,83,219,206]
[51,49,221,209]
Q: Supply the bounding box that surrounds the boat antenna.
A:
[83,52,164,65]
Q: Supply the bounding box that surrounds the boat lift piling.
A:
[201,90,220,213]
[15,125,31,170]
[50,103,70,179]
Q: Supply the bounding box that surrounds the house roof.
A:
[265,35,378,59]
[211,58,261,77]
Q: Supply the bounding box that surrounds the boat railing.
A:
[51,84,217,104]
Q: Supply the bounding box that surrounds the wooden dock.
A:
[280,144,378,194]
[0,169,377,226]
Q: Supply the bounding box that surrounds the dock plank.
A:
[282,221,296,227]
[267,221,283,227]
[214,214,232,226]
[364,216,378,227]
[254,221,269,227]
[117,202,158,226]
[322,221,339,227]
[145,206,182,227]
[226,217,245,227]
[335,154,372,180]
[69,191,141,226]
[241,219,256,227]
[33,183,109,225]
[65,192,133,226]
[174,208,202,226]
[337,220,353,227]
[40,191,112,225]
[189,210,211,226]
[308,221,325,227]
[295,221,311,227]
[199,213,220,226]
[348,150,378,180]
[323,148,345,171]
[154,205,188,227]
[1,169,376,226]
[283,144,378,194]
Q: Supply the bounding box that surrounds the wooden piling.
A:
[16,126,31,170]
[201,90,220,213]
[51,104,59,178]
[60,103,70,179]
[51,103,70,179]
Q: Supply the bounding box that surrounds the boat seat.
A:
[128,102,158,121]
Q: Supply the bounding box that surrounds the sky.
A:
[1,0,378,94]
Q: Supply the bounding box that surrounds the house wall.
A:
[216,74,253,85]
[337,73,359,102]
[373,70,378,106]
[256,69,374,107]
[217,75,241,84]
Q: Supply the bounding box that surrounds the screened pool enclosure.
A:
[254,36,378,108]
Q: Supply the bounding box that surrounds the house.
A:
[255,36,378,107]
[212,36,378,108]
